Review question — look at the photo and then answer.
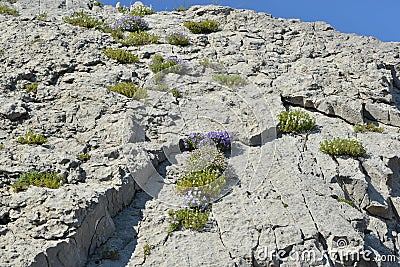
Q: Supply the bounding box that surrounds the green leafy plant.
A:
[283,203,289,208]
[337,198,355,207]
[354,123,384,133]
[102,48,139,63]
[64,11,102,28]
[173,6,189,12]
[107,82,147,99]
[167,208,209,233]
[11,171,66,192]
[213,74,247,88]
[129,4,155,17]
[0,144,5,149]
[98,246,119,260]
[198,58,224,71]
[18,131,48,145]
[35,12,47,21]
[31,38,45,44]
[320,138,367,157]
[143,244,152,260]
[77,153,90,162]
[119,31,160,46]
[25,82,38,94]
[277,110,316,134]
[149,55,186,74]
[171,88,181,98]
[183,20,220,34]
[0,50,4,56]
[166,33,190,46]
[0,3,19,16]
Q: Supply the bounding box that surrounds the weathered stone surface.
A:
[1,1,400,266]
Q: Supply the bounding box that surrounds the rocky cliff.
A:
[1,0,400,266]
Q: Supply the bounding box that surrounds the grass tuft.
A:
[354,123,384,133]
[119,31,160,46]
[64,11,102,28]
[183,20,220,34]
[25,82,38,94]
[213,74,247,88]
[0,3,18,16]
[167,208,209,233]
[18,131,47,145]
[107,82,147,99]
[102,48,139,63]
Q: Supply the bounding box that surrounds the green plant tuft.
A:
[173,6,189,12]
[18,131,47,145]
[171,88,181,98]
[320,138,367,157]
[143,244,152,260]
[91,0,103,7]
[25,82,38,94]
[213,74,247,88]
[11,171,66,192]
[98,246,119,260]
[166,33,190,46]
[0,50,4,56]
[0,3,19,16]
[149,55,185,74]
[102,48,139,63]
[337,198,355,207]
[183,20,220,34]
[77,153,90,162]
[167,208,209,233]
[129,4,155,17]
[119,31,160,46]
[64,11,102,28]
[35,12,47,21]
[354,123,384,133]
[277,110,316,134]
[0,144,5,149]
[107,82,147,99]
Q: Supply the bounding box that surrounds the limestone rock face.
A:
[1,1,400,266]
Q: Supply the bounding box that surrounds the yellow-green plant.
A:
[337,198,355,207]
[354,123,384,133]
[166,33,190,46]
[277,110,316,134]
[320,138,367,157]
[25,83,38,94]
[11,171,66,192]
[129,4,155,17]
[213,74,247,88]
[107,82,147,99]
[64,11,102,28]
[143,244,152,260]
[0,3,18,16]
[77,153,90,162]
[18,131,47,145]
[119,31,160,46]
[102,48,139,63]
[183,20,220,34]
[167,208,209,233]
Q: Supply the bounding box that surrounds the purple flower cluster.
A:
[165,56,186,65]
[182,131,233,152]
[109,16,149,32]
[183,187,209,208]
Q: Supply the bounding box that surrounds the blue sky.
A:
[101,0,399,42]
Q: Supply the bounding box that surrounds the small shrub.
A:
[183,20,220,34]
[173,6,189,12]
[129,4,155,17]
[277,110,316,134]
[182,131,232,152]
[143,244,152,260]
[177,169,225,188]
[167,208,209,233]
[102,48,139,63]
[337,198,355,207]
[18,131,48,145]
[0,50,4,56]
[64,11,102,28]
[109,16,149,32]
[25,82,38,94]
[0,3,19,16]
[77,153,90,162]
[107,82,147,99]
[11,171,66,192]
[35,12,47,21]
[171,88,181,98]
[185,145,227,174]
[198,58,224,71]
[98,246,119,260]
[213,74,247,88]
[149,55,186,74]
[119,31,160,46]
[319,138,367,157]
[283,203,289,208]
[31,38,45,44]
[354,123,384,133]
[0,144,5,149]
[91,0,103,7]
[166,33,190,46]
